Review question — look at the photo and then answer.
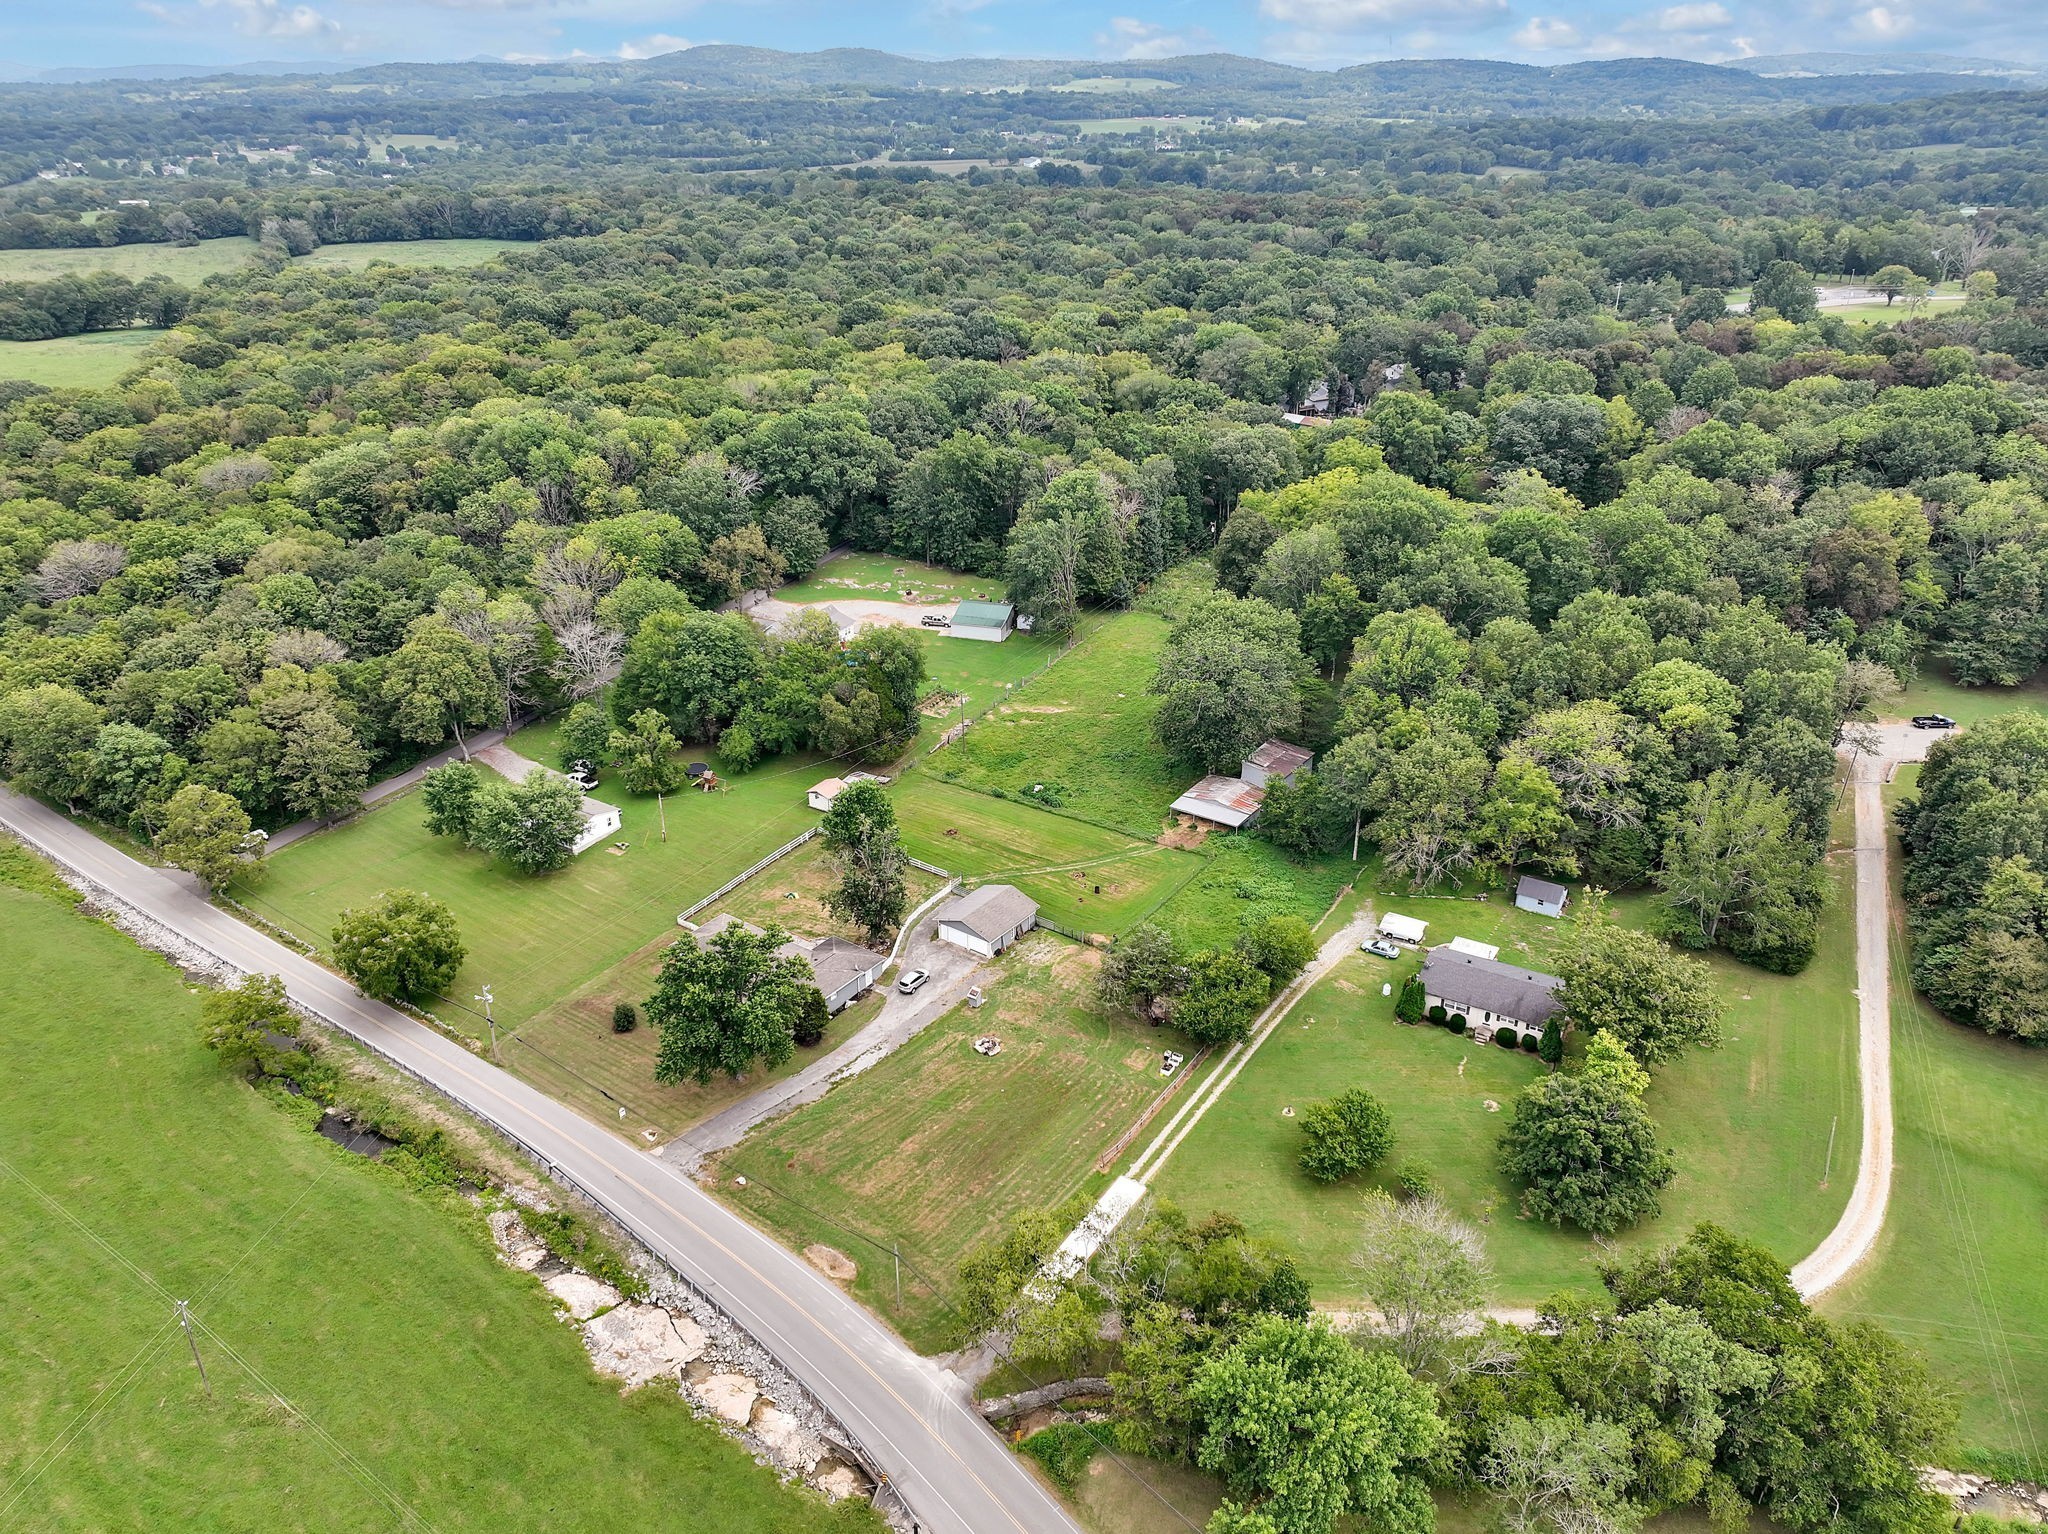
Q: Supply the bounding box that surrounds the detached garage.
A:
[934,884,1039,957]
[950,599,1016,643]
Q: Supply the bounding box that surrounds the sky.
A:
[5,0,2043,75]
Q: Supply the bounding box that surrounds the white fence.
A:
[675,827,819,923]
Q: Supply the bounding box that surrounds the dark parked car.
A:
[1911,714,1957,730]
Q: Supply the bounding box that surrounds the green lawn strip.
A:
[0,867,865,1533]
[0,236,262,282]
[239,724,839,1035]
[1820,765,2048,1480]
[502,840,945,1140]
[717,933,1197,1350]
[909,622,1078,749]
[891,776,1198,937]
[0,329,164,388]
[1152,870,1858,1307]
[930,612,1189,837]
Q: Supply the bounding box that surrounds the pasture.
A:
[0,845,867,1534]
[1153,869,1860,1306]
[0,327,161,387]
[0,236,260,281]
[1049,76,1180,93]
[718,932,1206,1349]
[292,237,531,270]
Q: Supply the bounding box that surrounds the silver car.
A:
[897,969,930,995]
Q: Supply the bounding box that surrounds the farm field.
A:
[1822,766,2048,1481]
[237,720,836,1037]
[0,235,261,281]
[291,236,531,270]
[890,775,1203,937]
[718,931,1206,1350]
[504,839,943,1141]
[0,846,868,1534]
[1153,869,1860,1306]
[0,327,162,387]
[1048,76,1180,92]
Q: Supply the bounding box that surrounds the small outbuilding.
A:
[934,884,1039,957]
[1378,912,1429,946]
[1418,948,1562,1043]
[1514,876,1570,919]
[1170,774,1266,830]
[1240,740,1314,789]
[949,599,1016,643]
[1445,936,1500,961]
[820,604,863,642]
[807,777,846,812]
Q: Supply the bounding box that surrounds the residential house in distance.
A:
[934,884,1039,957]
[1239,740,1313,789]
[949,599,1016,642]
[1170,774,1267,830]
[690,914,887,1015]
[1514,876,1571,919]
[820,604,862,642]
[1418,948,1563,1043]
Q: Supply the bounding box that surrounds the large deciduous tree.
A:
[1557,912,1723,1066]
[1151,592,1305,774]
[646,919,815,1084]
[818,779,907,944]
[331,889,466,1003]
[1499,1072,1675,1234]
[382,625,498,758]
[157,783,261,892]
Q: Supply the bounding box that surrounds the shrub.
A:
[793,986,830,1047]
[1395,1162,1438,1201]
[1449,1014,1467,1034]
[611,1001,637,1033]
[1428,1004,1448,1025]
[523,1207,648,1301]
[1394,974,1425,1024]
[1521,1031,1541,1052]
[1496,1027,1519,1049]
[1298,1088,1395,1182]
[1021,1422,1101,1489]
[1539,1016,1564,1064]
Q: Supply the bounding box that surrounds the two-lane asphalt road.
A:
[0,787,1082,1534]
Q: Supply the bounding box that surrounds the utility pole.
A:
[176,1300,210,1395]
[893,1243,902,1310]
[657,791,668,843]
[475,985,498,1059]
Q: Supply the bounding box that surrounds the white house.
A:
[1378,912,1429,946]
[473,742,621,858]
[808,778,846,812]
[1170,774,1266,829]
[1240,740,1313,789]
[691,914,886,1015]
[820,604,862,642]
[934,884,1039,957]
[1418,948,1563,1044]
[1514,876,1570,919]
[949,599,1016,643]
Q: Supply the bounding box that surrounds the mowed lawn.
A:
[890,775,1203,938]
[1893,661,2048,726]
[504,840,943,1140]
[0,852,870,1534]
[0,328,163,388]
[932,612,1188,837]
[718,932,1204,1349]
[239,722,836,1037]
[1154,869,1860,1306]
[1822,766,2048,1481]
[779,552,1002,606]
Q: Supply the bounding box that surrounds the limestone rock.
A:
[814,1462,869,1502]
[584,1304,707,1388]
[693,1371,760,1426]
[1922,1469,1991,1501]
[750,1401,824,1474]
[545,1270,622,1320]
[489,1210,550,1272]
[803,1243,857,1282]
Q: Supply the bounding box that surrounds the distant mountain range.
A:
[7,46,2044,114]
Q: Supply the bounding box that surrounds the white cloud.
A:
[1512,15,1582,46]
[1852,3,1915,36]
[617,31,691,58]
[1258,0,1508,28]
[138,0,344,39]
[1094,15,1211,57]
[1655,2,1730,28]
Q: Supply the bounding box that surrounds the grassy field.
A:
[932,612,1186,837]
[1049,76,1180,93]
[238,721,837,1037]
[0,236,261,281]
[1892,660,2048,726]
[0,328,162,387]
[718,931,1205,1349]
[292,237,531,271]
[779,552,1003,606]
[504,839,943,1141]
[1820,766,2048,1480]
[891,775,1204,938]
[0,847,871,1534]
[1070,116,1194,133]
[1144,835,1359,954]
[1153,867,1861,1306]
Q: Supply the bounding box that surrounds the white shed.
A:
[1378,912,1428,946]
[807,777,846,813]
[934,884,1039,957]
[949,599,1016,643]
[1514,876,1570,919]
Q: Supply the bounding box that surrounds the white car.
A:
[1361,939,1402,960]
[897,969,930,995]
[1161,1051,1185,1076]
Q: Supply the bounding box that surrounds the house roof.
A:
[690,917,882,996]
[1245,739,1313,775]
[1172,775,1266,824]
[1446,936,1500,961]
[1379,912,1429,944]
[937,883,1039,941]
[1517,875,1570,906]
[1418,949,1563,1025]
[822,604,860,631]
[810,777,846,799]
[953,599,1015,628]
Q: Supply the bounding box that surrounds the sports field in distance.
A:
[1153,870,1860,1307]
[239,721,837,1037]
[0,328,162,387]
[0,844,871,1534]
[718,931,1207,1349]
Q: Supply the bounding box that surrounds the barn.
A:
[949,599,1016,643]
[1170,774,1266,830]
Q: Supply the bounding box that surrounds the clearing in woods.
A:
[0,328,163,387]
[0,845,873,1534]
